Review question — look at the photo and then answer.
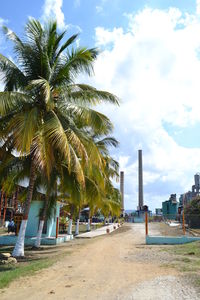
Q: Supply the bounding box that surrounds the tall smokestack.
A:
[138,150,144,210]
[120,171,125,216]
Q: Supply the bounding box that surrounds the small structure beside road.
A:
[0,201,63,245]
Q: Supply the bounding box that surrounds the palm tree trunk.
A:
[87,209,91,232]
[67,205,74,235]
[15,187,19,212]
[0,190,4,222]
[75,208,81,236]
[34,196,48,248]
[2,195,7,224]
[11,193,15,209]
[67,219,73,235]
[12,161,36,257]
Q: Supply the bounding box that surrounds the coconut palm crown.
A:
[0,19,119,256]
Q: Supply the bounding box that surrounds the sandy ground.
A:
[1,223,199,300]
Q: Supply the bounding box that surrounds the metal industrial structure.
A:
[160,173,200,219]
[120,171,125,217]
[179,173,200,208]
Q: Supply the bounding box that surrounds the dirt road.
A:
[1,224,199,299]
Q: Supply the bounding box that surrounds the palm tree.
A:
[57,134,120,234]
[0,19,119,256]
[58,164,86,236]
[80,135,120,230]
[34,170,59,248]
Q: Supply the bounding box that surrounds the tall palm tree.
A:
[0,19,119,256]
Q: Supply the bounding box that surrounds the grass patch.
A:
[0,244,73,290]
[182,257,192,263]
[176,257,191,263]
[180,265,200,272]
[0,258,56,289]
[163,241,200,274]
[195,277,200,287]
[169,241,200,257]
[160,263,177,269]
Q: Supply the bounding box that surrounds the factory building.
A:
[179,173,200,208]
[162,194,178,220]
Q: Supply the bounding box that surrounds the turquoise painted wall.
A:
[162,200,178,219]
[46,204,60,237]
[146,235,200,245]
[25,201,60,237]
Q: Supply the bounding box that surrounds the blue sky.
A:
[1,0,200,211]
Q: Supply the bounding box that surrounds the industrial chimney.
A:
[120,171,125,217]
[138,150,144,210]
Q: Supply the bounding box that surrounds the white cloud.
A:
[96,6,103,14]
[95,27,124,46]
[41,0,82,32]
[0,18,4,26]
[74,0,80,8]
[42,0,66,30]
[96,0,108,14]
[88,5,200,211]
[197,0,200,15]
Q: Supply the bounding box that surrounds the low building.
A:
[0,200,64,246]
[26,201,60,238]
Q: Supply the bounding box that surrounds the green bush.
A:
[185,196,200,228]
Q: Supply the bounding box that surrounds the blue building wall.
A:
[26,201,60,237]
[46,203,60,237]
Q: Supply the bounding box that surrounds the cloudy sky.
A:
[1,0,200,211]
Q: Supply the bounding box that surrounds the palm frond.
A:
[7,107,40,154]
[0,54,26,90]
[43,111,71,165]
[0,91,32,116]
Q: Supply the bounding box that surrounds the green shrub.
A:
[185,196,200,228]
